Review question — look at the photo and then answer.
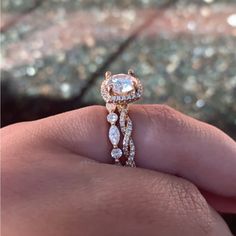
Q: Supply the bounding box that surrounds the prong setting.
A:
[105,71,112,79]
[128,69,135,76]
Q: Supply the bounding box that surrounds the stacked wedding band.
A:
[101,70,143,167]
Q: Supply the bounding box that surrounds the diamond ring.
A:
[101,69,143,167]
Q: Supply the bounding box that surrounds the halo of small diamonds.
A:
[101,73,143,104]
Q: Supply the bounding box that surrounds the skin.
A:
[1,105,236,236]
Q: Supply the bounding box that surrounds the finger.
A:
[33,105,236,199]
[3,105,236,208]
[2,152,232,236]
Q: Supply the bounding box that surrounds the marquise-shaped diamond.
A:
[109,125,120,146]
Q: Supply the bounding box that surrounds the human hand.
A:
[2,105,236,236]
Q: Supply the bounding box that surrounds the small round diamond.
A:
[111,148,122,159]
[107,113,118,123]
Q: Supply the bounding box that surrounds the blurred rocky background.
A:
[1,0,236,232]
[1,0,236,135]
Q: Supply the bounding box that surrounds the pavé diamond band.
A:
[101,69,143,167]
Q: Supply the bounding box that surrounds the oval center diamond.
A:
[110,74,136,95]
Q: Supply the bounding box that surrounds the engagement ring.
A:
[101,69,143,167]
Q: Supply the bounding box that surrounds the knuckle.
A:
[170,177,214,235]
[89,168,160,223]
[98,170,216,236]
[174,178,205,211]
[156,104,189,132]
[155,104,178,120]
[141,104,189,133]
[157,104,175,116]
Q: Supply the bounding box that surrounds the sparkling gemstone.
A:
[109,125,120,146]
[107,113,118,123]
[111,148,122,159]
[109,74,136,95]
[106,103,116,112]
